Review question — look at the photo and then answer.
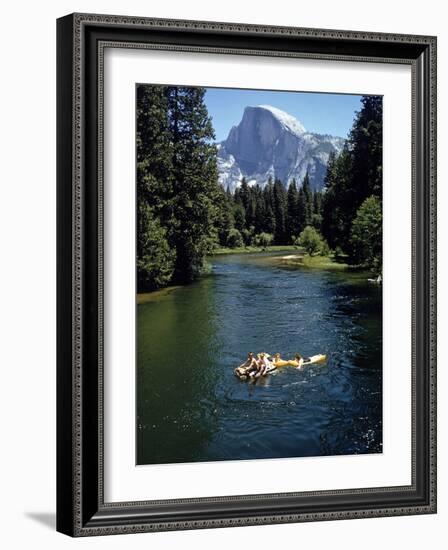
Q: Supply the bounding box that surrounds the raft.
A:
[234,354,327,380]
[272,359,290,367]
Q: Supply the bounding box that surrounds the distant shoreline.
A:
[210,245,297,256]
[210,247,350,270]
[277,253,349,270]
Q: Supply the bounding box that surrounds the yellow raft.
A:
[234,354,327,380]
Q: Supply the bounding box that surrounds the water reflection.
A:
[137,277,222,464]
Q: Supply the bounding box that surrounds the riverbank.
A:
[137,285,184,304]
[211,245,298,256]
[211,247,350,271]
[277,253,350,270]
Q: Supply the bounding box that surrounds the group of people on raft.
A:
[235,351,304,379]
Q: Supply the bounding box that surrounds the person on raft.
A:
[235,352,257,376]
[254,353,272,377]
[235,352,305,378]
[290,353,305,369]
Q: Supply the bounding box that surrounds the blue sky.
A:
[204,87,363,142]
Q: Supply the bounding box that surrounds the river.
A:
[137,251,382,465]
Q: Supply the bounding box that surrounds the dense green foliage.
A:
[137,202,176,289]
[321,96,382,272]
[350,196,382,272]
[226,228,244,248]
[253,232,274,248]
[297,226,328,256]
[137,85,221,291]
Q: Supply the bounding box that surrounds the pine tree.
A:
[296,187,307,235]
[137,85,173,214]
[214,185,234,246]
[136,85,175,291]
[301,171,313,227]
[246,193,257,229]
[137,201,175,291]
[273,179,287,244]
[233,203,246,231]
[313,190,322,216]
[321,146,353,251]
[311,190,323,230]
[136,84,222,288]
[233,187,243,207]
[263,178,276,235]
[239,177,250,212]
[264,205,276,235]
[253,185,266,234]
[321,95,383,261]
[350,96,383,201]
[350,195,382,272]
[287,179,300,242]
[166,86,220,283]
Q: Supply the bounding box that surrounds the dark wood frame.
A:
[57,13,437,537]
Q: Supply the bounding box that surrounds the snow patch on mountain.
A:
[257,105,307,136]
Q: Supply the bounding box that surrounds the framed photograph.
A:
[57,13,437,536]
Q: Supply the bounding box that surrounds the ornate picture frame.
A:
[57,13,437,536]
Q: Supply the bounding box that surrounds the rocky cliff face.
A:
[217,105,344,191]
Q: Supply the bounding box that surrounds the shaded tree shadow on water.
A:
[137,277,222,465]
[25,512,56,530]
